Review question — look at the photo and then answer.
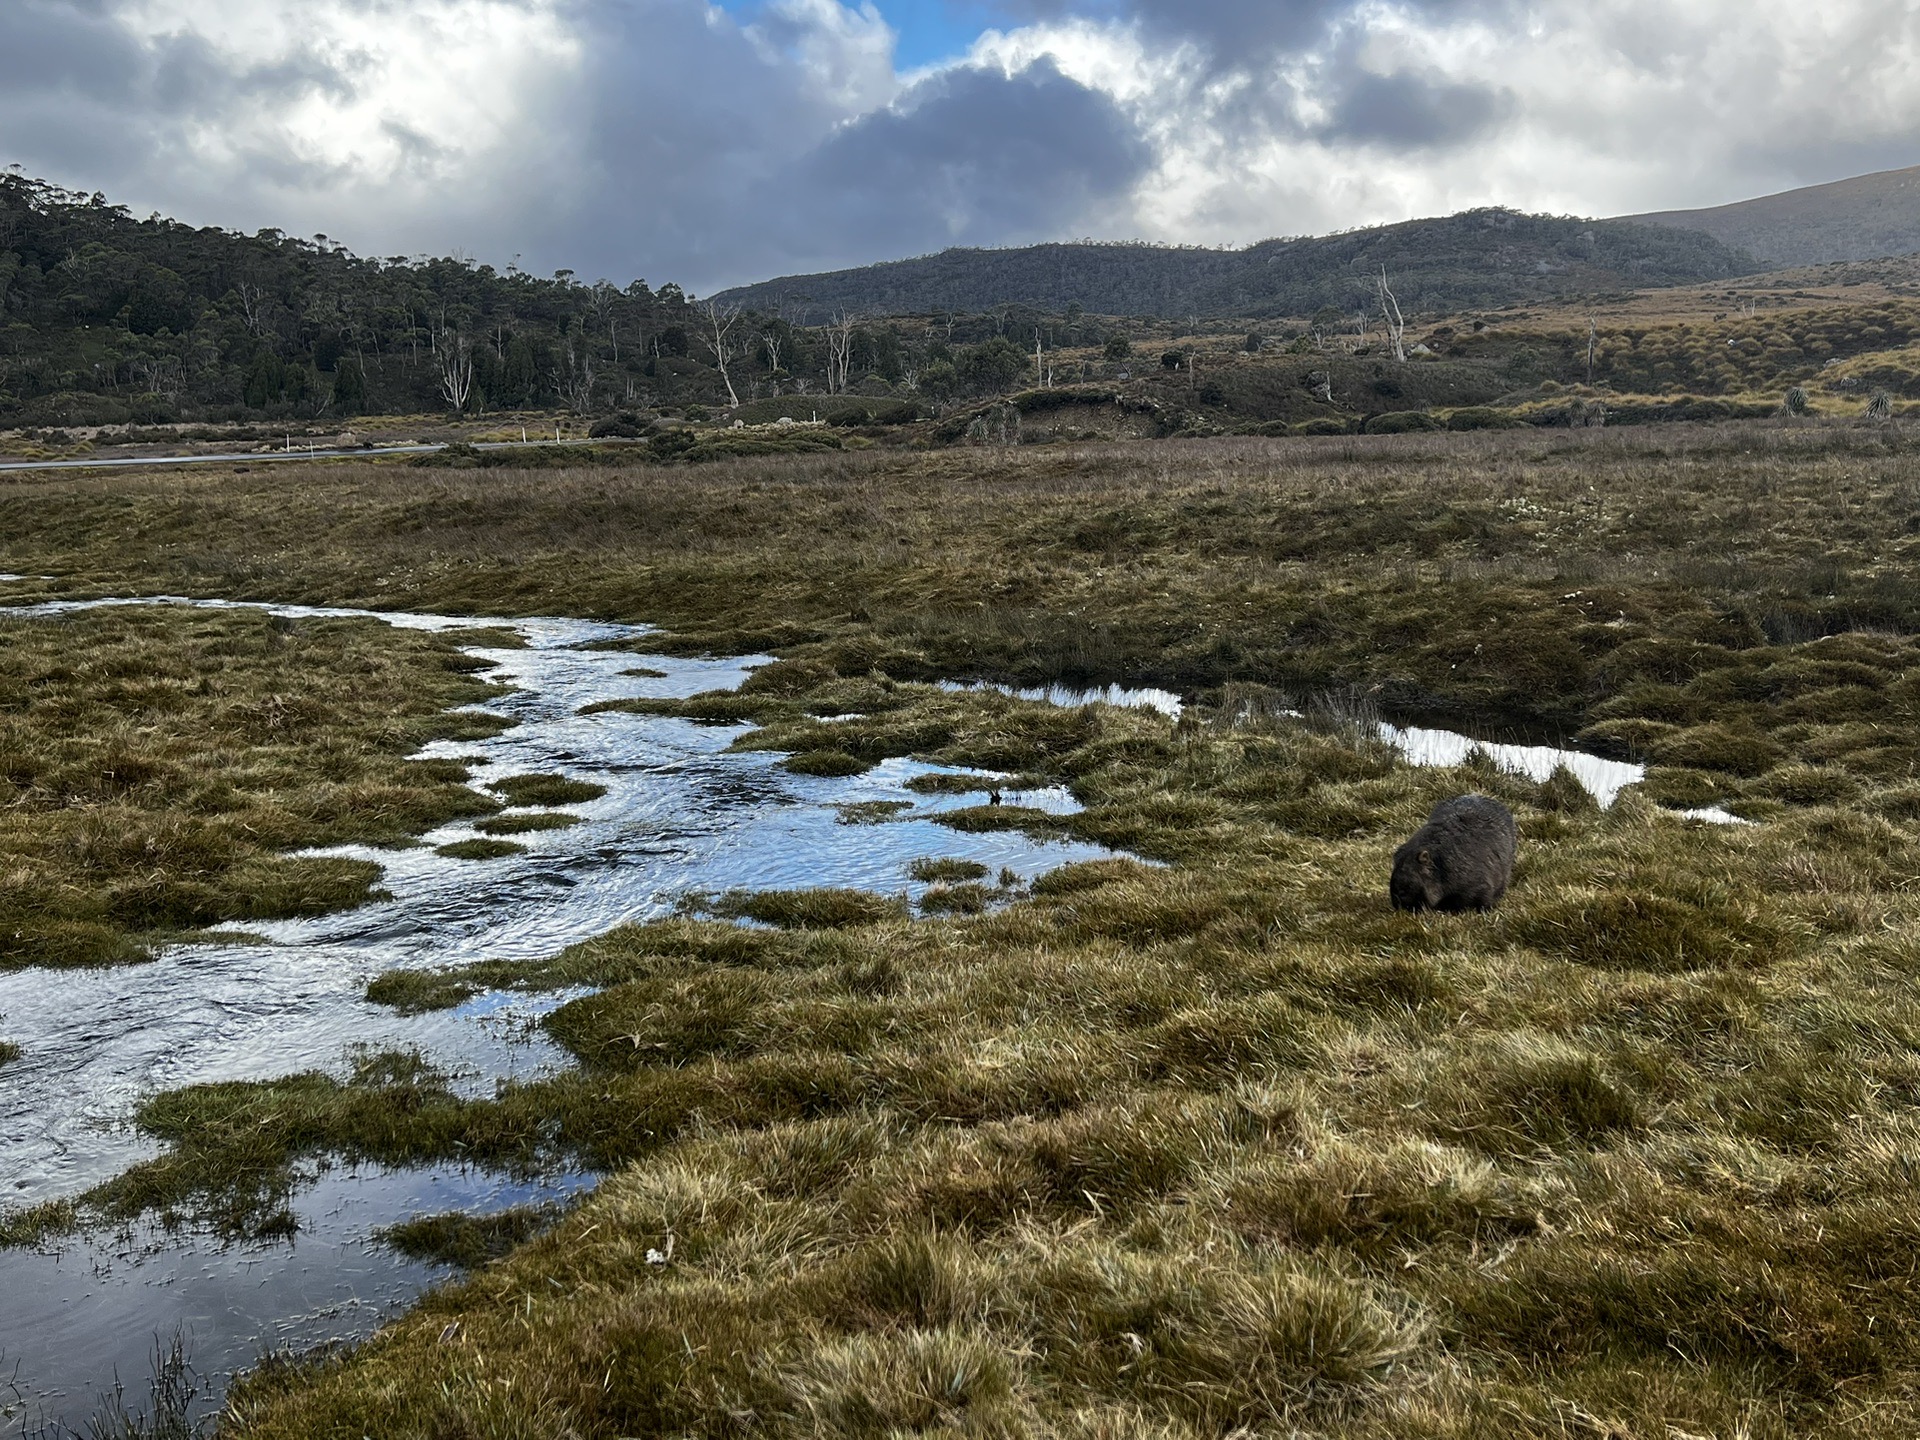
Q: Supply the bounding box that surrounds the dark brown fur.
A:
[1390,795,1517,912]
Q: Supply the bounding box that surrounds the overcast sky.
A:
[4,0,1916,292]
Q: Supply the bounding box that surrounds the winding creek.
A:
[0,594,1728,1431]
[0,598,1123,1433]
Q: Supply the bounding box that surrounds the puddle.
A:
[0,1162,591,1436]
[941,679,1185,719]
[0,597,1125,1429]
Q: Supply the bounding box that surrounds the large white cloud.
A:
[1,0,1916,290]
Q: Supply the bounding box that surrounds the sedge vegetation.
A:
[0,603,513,969]
[6,426,1920,1431]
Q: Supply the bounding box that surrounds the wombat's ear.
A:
[1416,848,1431,866]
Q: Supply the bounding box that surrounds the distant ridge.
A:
[1626,164,1920,267]
[713,209,1752,322]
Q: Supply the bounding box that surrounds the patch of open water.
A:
[0,598,1123,1431]
[951,679,1742,823]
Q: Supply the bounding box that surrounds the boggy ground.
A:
[0,603,513,971]
[6,426,1920,1434]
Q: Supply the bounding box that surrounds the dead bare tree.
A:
[237,280,268,339]
[436,330,474,412]
[700,299,743,408]
[825,310,857,395]
[1377,267,1407,362]
[553,336,594,412]
[1586,317,1598,384]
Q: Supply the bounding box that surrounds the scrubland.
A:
[5,423,1920,1435]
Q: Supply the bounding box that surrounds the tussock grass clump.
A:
[781,749,872,777]
[0,605,503,970]
[918,882,994,915]
[1503,888,1792,971]
[380,1204,560,1269]
[908,857,991,883]
[709,887,910,929]
[487,772,606,807]
[0,1040,18,1068]
[835,798,912,824]
[435,837,525,860]
[365,969,480,1014]
[1427,1033,1644,1154]
[474,810,583,835]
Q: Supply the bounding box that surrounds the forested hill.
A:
[713,209,1755,322]
[0,173,700,427]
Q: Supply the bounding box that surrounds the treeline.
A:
[715,210,1757,323]
[0,174,1115,427]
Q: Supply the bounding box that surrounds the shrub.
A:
[1363,410,1443,434]
[1445,406,1520,431]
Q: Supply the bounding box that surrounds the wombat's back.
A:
[1391,794,1517,912]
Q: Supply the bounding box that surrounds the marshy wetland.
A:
[6,422,1920,1436]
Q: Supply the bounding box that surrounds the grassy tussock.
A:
[486,772,606,807]
[379,1203,560,1270]
[0,606,505,969]
[473,810,583,835]
[434,837,526,860]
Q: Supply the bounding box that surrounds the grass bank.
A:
[0,603,510,969]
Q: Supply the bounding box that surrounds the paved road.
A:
[0,438,620,474]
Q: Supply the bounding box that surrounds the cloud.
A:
[0,0,1917,290]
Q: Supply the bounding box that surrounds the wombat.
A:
[1390,795,1517,912]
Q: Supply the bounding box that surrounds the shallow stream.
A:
[0,598,1121,1432]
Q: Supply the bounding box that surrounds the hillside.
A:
[1628,164,1920,267]
[714,210,1755,322]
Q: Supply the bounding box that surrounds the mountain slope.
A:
[1626,164,1920,267]
[714,210,1754,322]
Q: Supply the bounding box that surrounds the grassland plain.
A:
[7,424,1920,1434]
[0,603,516,972]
